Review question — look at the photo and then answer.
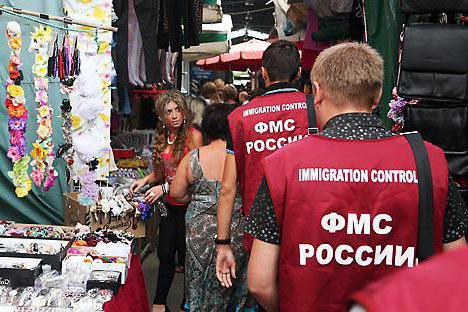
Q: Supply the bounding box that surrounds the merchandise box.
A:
[63,192,145,238]
[0,223,75,241]
[68,242,133,268]
[62,254,128,284]
[86,270,121,293]
[0,257,42,288]
[0,237,71,271]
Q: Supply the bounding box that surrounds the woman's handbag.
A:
[397,23,468,101]
[404,102,468,177]
[400,0,468,14]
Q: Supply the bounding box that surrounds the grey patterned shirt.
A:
[245,113,468,244]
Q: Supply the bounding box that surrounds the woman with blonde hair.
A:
[130,90,203,312]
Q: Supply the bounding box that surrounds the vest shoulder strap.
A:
[402,132,434,262]
[306,94,318,135]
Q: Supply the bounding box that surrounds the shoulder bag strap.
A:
[403,132,434,262]
[306,93,318,135]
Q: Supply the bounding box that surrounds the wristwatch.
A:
[214,236,231,245]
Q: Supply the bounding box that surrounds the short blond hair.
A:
[311,42,384,108]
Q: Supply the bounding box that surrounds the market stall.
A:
[0,222,148,311]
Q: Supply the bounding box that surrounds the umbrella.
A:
[196,39,271,71]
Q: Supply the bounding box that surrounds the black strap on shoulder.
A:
[306,94,318,135]
[403,132,434,262]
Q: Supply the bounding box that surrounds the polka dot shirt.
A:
[245,113,468,244]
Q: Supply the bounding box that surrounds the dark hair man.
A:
[223,84,239,105]
[215,40,311,289]
[246,43,467,312]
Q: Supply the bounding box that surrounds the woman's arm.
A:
[188,128,204,150]
[170,154,192,203]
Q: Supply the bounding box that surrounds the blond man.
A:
[246,43,466,312]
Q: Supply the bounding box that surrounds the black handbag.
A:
[400,0,468,14]
[404,103,468,177]
[397,23,468,102]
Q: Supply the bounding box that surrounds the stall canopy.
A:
[196,39,270,71]
[183,15,233,62]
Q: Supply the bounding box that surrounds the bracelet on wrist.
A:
[214,236,231,245]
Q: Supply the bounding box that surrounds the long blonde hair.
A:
[153,91,192,181]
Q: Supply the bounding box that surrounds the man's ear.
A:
[292,68,302,82]
[261,67,269,83]
[371,87,383,110]
[313,81,323,108]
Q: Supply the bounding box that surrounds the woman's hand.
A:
[130,178,146,194]
[145,185,164,204]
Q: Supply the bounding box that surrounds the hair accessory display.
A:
[29,26,58,191]
[5,21,32,198]
[387,88,419,132]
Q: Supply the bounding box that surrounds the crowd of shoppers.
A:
[131,40,468,312]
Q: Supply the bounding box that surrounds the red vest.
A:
[228,91,309,249]
[261,135,448,312]
[351,247,468,312]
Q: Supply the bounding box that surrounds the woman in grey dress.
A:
[171,104,248,311]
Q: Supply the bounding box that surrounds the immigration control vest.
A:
[261,135,448,312]
[351,247,468,312]
[228,90,309,249]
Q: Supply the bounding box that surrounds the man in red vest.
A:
[215,40,312,289]
[246,42,467,312]
[350,247,468,312]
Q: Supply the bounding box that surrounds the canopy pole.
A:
[0,5,117,32]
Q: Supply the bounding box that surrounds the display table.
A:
[104,255,149,312]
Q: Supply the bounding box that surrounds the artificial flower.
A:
[8,62,15,73]
[93,7,107,21]
[34,77,48,90]
[32,64,47,77]
[31,168,44,187]
[7,146,21,162]
[9,70,21,81]
[10,54,20,65]
[8,37,22,50]
[72,115,81,128]
[31,26,52,43]
[14,95,25,105]
[15,180,32,198]
[38,106,52,118]
[35,89,48,103]
[31,143,48,160]
[8,117,26,131]
[97,41,110,54]
[7,84,24,97]
[34,53,47,65]
[7,103,27,118]
[37,124,52,140]
[43,169,58,191]
[10,134,26,149]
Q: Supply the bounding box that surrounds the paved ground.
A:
[142,251,185,311]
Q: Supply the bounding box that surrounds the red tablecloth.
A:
[104,255,149,312]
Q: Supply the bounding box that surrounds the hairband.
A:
[5,21,32,197]
[29,26,58,191]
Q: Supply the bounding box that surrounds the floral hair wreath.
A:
[29,26,58,191]
[5,21,32,197]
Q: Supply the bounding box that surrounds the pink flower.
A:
[31,168,44,188]
[43,169,58,191]
[7,146,21,162]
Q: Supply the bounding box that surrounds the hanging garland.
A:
[5,21,32,198]
[29,26,58,191]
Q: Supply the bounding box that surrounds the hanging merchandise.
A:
[63,0,116,205]
[49,33,81,183]
[29,26,58,191]
[5,21,32,198]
